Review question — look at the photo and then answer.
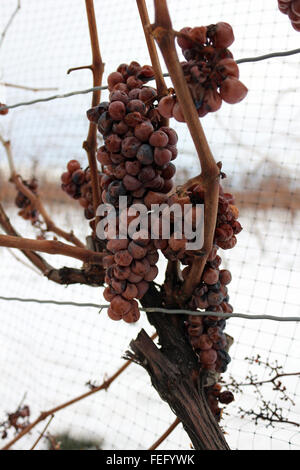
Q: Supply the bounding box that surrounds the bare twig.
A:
[0,0,21,50]
[29,415,54,451]
[148,418,180,450]
[136,0,168,98]
[81,0,104,220]
[67,65,93,74]
[2,83,58,92]
[0,234,105,265]
[224,356,300,406]
[224,356,300,429]
[225,371,300,390]
[1,333,157,450]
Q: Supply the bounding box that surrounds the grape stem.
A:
[81,0,104,229]
[0,234,105,265]
[151,0,220,303]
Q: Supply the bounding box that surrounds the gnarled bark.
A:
[126,284,230,450]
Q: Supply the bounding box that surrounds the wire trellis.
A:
[1,48,300,112]
[0,295,300,322]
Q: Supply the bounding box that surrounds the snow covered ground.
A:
[0,205,299,450]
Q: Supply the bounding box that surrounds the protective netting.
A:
[0,0,300,450]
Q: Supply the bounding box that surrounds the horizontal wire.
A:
[236,47,300,64]
[0,48,299,113]
[0,295,299,322]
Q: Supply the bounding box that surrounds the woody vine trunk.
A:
[126,283,230,450]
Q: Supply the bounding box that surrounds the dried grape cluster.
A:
[86,62,178,323]
[183,187,242,369]
[154,183,241,262]
[15,178,40,224]
[205,384,234,422]
[175,185,242,419]
[61,159,103,220]
[277,0,300,30]
[158,22,247,121]
[0,405,30,440]
[215,187,242,250]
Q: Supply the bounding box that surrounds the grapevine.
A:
[0,0,259,449]
[80,46,243,419]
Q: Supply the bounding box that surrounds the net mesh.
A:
[0,0,299,450]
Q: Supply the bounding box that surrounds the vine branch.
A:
[1,83,58,92]
[152,0,220,304]
[1,333,157,450]
[0,234,105,265]
[29,415,54,451]
[0,0,21,50]
[136,0,168,98]
[81,0,104,222]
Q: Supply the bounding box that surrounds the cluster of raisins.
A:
[278,0,300,30]
[152,183,241,261]
[180,185,241,417]
[150,182,241,416]
[102,235,159,323]
[15,178,40,224]
[215,188,242,250]
[86,62,178,323]
[61,159,103,220]
[186,313,231,373]
[185,258,234,421]
[205,383,234,422]
[186,254,233,316]
[158,22,247,121]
